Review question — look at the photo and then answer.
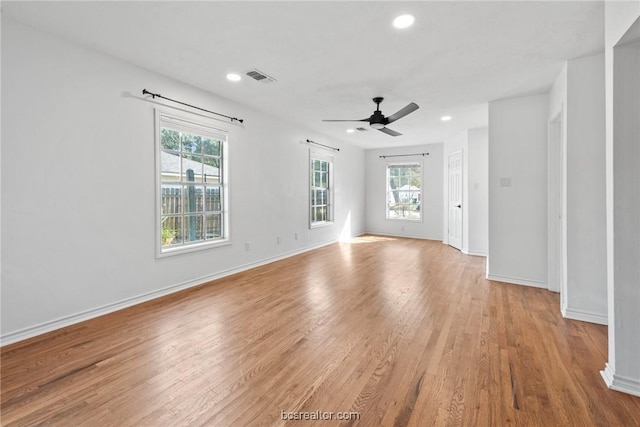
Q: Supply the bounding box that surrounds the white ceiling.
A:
[2,1,604,149]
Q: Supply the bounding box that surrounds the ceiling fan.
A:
[323,97,419,137]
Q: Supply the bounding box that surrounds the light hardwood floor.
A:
[2,236,639,426]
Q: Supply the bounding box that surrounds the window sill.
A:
[310,221,334,229]
[157,238,231,258]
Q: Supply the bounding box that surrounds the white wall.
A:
[0,20,365,344]
[601,2,640,397]
[365,143,443,240]
[565,54,608,324]
[466,128,488,256]
[547,54,608,326]
[488,93,549,288]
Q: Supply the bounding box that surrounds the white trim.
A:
[0,240,337,347]
[562,307,608,325]
[601,363,640,397]
[486,273,547,289]
[462,249,487,257]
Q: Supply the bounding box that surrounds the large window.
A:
[386,163,421,220]
[310,153,334,227]
[156,112,229,255]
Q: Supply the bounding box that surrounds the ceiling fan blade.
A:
[321,118,369,122]
[386,102,419,124]
[378,127,402,137]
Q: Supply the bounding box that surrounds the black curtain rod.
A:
[305,139,340,152]
[379,152,429,159]
[142,89,244,124]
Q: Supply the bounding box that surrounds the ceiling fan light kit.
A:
[322,97,419,137]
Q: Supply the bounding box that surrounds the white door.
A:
[448,151,463,250]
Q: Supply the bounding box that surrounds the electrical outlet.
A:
[245,242,250,251]
[294,232,299,240]
[277,236,281,244]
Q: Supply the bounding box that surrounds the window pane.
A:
[205,214,222,239]
[161,151,181,182]
[182,133,200,154]
[202,138,221,156]
[182,155,204,182]
[321,160,328,172]
[315,189,326,206]
[388,177,399,190]
[161,185,182,214]
[163,216,182,246]
[161,128,180,151]
[183,184,204,213]
[183,214,203,242]
[205,187,221,212]
[202,157,220,183]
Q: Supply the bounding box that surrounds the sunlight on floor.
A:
[344,235,398,244]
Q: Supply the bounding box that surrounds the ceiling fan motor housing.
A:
[369,109,386,129]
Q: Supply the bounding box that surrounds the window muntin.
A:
[310,154,333,227]
[157,112,228,255]
[386,163,421,220]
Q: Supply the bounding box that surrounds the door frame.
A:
[447,150,463,250]
[548,109,566,299]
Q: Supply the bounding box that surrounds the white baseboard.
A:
[0,239,338,347]
[486,273,547,289]
[462,249,487,257]
[601,363,640,397]
[563,307,608,325]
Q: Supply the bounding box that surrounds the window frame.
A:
[385,161,423,222]
[309,151,334,229]
[155,109,231,257]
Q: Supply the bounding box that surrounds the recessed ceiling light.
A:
[226,73,242,82]
[346,129,355,133]
[393,14,415,29]
[441,115,452,121]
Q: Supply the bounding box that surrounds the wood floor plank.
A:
[2,236,640,426]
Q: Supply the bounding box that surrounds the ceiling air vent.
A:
[245,69,277,83]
